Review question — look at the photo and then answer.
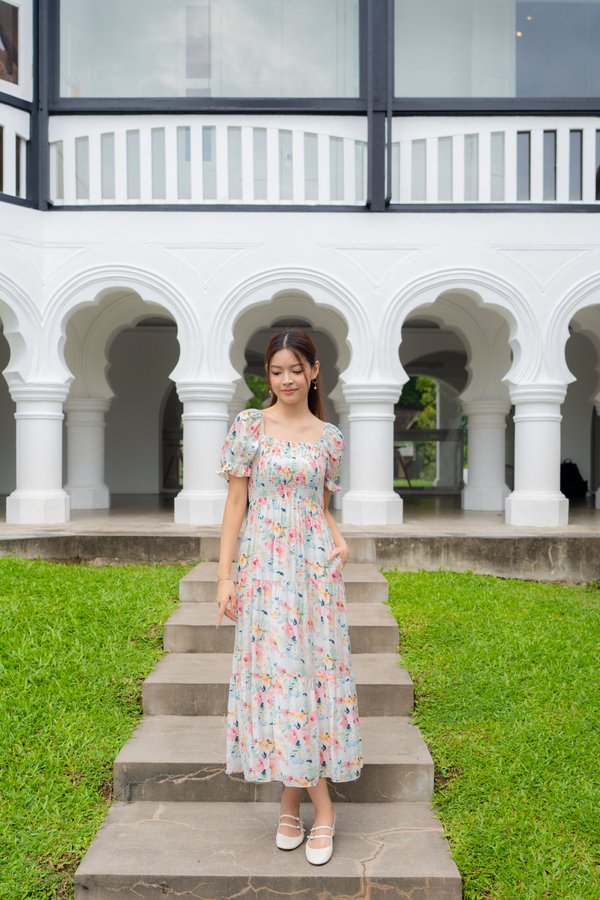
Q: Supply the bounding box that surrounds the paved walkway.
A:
[1,494,599,537]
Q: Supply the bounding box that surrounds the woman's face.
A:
[268,348,319,406]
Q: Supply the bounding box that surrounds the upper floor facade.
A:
[2,0,600,212]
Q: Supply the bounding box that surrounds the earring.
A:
[312,378,318,390]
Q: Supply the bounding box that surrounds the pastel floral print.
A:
[218,408,363,787]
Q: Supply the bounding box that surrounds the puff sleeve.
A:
[217,409,262,481]
[324,423,344,492]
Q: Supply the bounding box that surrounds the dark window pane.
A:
[569,130,582,201]
[395,0,600,99]
[60,0,359,98]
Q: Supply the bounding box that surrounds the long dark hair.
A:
[264,331,325,420]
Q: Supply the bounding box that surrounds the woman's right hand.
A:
[216,578,237,626]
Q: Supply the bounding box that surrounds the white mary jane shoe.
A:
[305,818,336,866]
[275,813,305,850]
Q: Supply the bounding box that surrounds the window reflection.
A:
[0,1,18,85]
[60,0,359,98]
[395,0,600,98]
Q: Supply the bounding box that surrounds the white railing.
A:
[390,117,600,204]
[48,115,368,206]
[0,104,30,200]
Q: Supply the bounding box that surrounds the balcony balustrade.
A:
[0,104,29,200]
[390,117,600,205]
[48,115,368,207]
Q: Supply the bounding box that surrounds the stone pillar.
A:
[462,400,511,511]
[505,384,568,526]
[6,383,70,524]
[173,382,235,525]
[64,398,111,509]
[328,384,349,511]
[341,384,403,525]
[434,383,461,489]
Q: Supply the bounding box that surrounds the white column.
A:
[64,398,110,509]
[329,384,349,511]
[173,382,235,525]
[434,383,461,489]
[229,378,254,423]
[594,397,600,511]
[505,384,568,526]
[462,400,510,511]
[6,384,70,524]
[341,384,403,525]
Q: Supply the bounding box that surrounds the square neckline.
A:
[258,410,326,446]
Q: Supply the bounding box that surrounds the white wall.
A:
[562,332,597,486]
[105,325,179,494]
[0,332,16,494]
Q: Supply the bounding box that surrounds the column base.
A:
[66,485,110,510]
[505,491,569,527]
[595,488,600,510]
[342,490,403,525]
[174,490,227,525]
[462,483,510,511]
[6,490,71,524]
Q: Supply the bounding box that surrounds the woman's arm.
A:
[324,488,349,565]
[216,476,248,625]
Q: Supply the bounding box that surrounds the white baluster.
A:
[425,136,437,203]
[478,129,491,203]
[556,127,570,202]
[452,134,465,203]
[61,135,75,205]
[241,126,254,203]
[3,124,16,196]
[399,140,411,203]
[190,123,204,203]
[292,130,305,203]
[530,129,544,203]
[504,130,517,203]
[317,132,330,204]
[215,124,228,202]
[114,129,127,203]
[139,127,153,203]
[164,125,178,202]
[582,126,597,203]
[88,132,101,204]
[342,137,355,205]
[266,128,279,203]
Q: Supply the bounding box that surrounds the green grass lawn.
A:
[0,558,189,900]
[2,560,598,898]
[385,569,600,900]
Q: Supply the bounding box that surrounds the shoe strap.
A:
[278,814,303,831]
[308,824,335,839]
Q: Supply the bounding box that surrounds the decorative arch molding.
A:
[548,275,600,385]
[406,294,511,405]
[209,268,372,384]
[382,268,537,387]
[65,291,174,401]
[41,265,202,385]
[0,274,41,386]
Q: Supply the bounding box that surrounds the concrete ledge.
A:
[1,532,600,582]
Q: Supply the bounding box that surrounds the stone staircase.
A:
[74,544,461,898]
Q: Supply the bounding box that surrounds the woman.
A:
[216,330,363,866]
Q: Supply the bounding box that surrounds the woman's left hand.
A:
[328,540,349,568]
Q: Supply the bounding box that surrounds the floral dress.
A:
[218,407,363,787]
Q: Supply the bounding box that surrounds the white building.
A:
[1,0,600,529]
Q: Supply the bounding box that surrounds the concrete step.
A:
[74,800,462,899]
[113,714,433,804]
[164,601,399,654]
[143,653,413,717]
[179,560,389,604]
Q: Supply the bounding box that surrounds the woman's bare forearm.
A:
[217,484,248,576]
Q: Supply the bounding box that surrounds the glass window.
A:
[60,0,359,98]
[395,0,600,98]
[0,1,18,86]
